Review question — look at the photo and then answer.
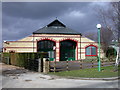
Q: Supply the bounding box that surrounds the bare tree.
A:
[94,2,120,51]
[84,32,97,41]
[97,2,119,41]
[100,27,114,53]
[96,2,120,66]
[84,27,114,53]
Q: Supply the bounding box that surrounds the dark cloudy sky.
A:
[2,2,110,43]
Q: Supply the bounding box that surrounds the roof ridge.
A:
[47,19,66,27]
[33,19,81,35]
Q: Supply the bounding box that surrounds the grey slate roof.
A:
[33,19,81,35]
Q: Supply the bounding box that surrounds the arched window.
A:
[37,40,55,52]
[37,40,56,61]
[85,45,97,56]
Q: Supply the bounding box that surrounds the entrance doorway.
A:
[60,40,76,61]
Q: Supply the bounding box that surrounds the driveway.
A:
[0,63,119,89]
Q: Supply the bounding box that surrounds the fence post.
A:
[38,58,41,72]
[46,59,50,73]
[7,57,10,65]
[101,58,103,67]
[49,60,50,72]
[80,59,82,69]
[91,59,94,68]
[54,59,56,73]
[66,60,69,71]
[43,58,49,74]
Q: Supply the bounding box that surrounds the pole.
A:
[114,48,116,59]
[98,28,101,71]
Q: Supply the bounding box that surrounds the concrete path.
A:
[1,73,119,88]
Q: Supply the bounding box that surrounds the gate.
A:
[24,58,39,72]
[10,52,16,65]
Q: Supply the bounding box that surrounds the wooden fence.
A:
[49,59,115,72]
[2,52,115,73]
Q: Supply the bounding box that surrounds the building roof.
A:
[33,19,81,35]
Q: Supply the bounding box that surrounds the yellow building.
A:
[3,19,104,61]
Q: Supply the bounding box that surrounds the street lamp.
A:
[96,24,101,72]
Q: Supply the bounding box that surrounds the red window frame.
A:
[85,45,97,56]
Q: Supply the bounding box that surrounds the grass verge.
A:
[49,66,119,78]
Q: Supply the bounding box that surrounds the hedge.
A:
[2,52,48,71]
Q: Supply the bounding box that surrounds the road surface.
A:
[0,63,119,89]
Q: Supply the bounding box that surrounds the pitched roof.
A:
[33,19,81,35]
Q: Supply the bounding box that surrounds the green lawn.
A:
[49,66,119,78]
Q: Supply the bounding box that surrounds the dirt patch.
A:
[48,77,55,80]
[2,69,28,76]
[1,63,29,76]
[25,79,32,82]
[39,76,46,79]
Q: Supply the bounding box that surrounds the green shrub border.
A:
[2,52,47,71]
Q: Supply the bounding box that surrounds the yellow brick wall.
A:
[80,36,104,59]
[3,34,105,60]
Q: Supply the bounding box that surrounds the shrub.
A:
[2,52,48,71]
[106,47,117,61]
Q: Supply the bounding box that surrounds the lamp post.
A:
[96,24,101,72]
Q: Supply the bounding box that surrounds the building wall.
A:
[3,34,104,61]
[80,36,104,59]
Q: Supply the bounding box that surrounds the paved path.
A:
[0,63,119,89]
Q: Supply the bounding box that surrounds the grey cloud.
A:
[2,2,110,42]
[2,2,89,19]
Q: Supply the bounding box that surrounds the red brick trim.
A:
[30,35,80,38]
[6,41,35,43]
[85,45,98,56]
[36,38,56,42]
[59,39,78,60]
[5,47,36,48]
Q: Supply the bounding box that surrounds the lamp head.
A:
[96,24,101,29]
